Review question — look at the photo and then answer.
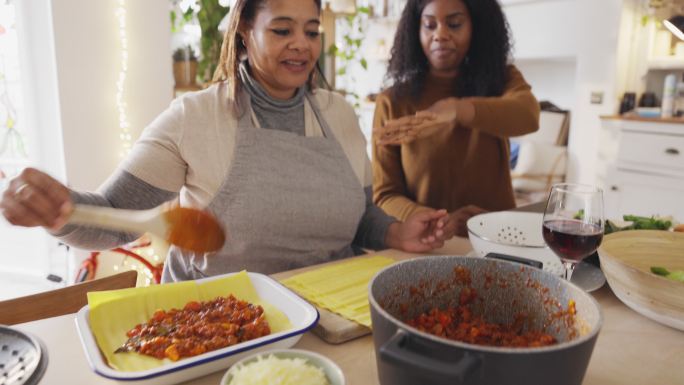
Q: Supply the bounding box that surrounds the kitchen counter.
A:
[14,234,684,385]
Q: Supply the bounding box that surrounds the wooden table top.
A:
[14,234,684,385]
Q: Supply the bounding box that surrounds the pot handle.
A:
[379,329,480,382]
[485,252,543,269]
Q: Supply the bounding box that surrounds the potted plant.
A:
[172,45,198,87]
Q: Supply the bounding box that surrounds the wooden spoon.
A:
[68,204,225,253]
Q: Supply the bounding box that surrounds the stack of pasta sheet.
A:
[281,256,395,327]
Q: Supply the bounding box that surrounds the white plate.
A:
[570,261,606,292]
[75,272,319,385]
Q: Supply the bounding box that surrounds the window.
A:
[0,0,67,299]
[0,1,28,179]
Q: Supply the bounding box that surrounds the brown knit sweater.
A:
[372,65,540,220]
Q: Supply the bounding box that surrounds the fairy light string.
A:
[112,1,161,286]
[115,0,132,158]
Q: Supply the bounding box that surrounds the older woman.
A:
[1,0,448,282]
[373,0,540,238]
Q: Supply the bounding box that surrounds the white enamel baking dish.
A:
[75,272,319,385]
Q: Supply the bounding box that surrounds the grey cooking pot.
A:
[369,256,602,385]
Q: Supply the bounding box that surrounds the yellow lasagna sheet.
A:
[281,256,395,327]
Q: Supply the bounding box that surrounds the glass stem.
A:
[563,261,577,281]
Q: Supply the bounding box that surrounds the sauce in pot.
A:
[404,266,576,348]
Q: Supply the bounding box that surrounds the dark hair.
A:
[212,0,325,111]
[386,0,511,100]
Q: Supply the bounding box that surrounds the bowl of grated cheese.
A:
[220,349,345,385]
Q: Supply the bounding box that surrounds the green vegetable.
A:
[651,266,670,276]
[604,215,673,234]
[651,266,684,282]
[622,215,671,231]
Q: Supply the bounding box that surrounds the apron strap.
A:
[305,92,338,140]
[236,91,259,130]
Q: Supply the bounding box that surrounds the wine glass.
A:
[542,183,604,281]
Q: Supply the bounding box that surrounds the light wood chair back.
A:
[0,270,137,325]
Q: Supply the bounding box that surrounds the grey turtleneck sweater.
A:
[239,62,306,136]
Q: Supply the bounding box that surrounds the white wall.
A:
[504,0,624,185]
[566,0,623,184]
[51,0,174,190]
[514,58,577,110]
[505,0,579,111]
[505,0,579,60]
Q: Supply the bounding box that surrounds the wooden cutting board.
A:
[309,306,371,344]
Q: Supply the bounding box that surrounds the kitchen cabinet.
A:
[599,116,684,220]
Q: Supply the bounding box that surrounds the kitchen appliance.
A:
[369,256,602,385]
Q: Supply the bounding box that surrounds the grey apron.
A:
[162,93,366,282]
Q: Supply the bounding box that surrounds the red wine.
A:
[542,219,603,262]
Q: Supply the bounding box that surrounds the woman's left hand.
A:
[385,209,450,252]
[375,98,458,146]
[442,205,488,238]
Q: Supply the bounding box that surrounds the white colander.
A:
[467,211,564,276]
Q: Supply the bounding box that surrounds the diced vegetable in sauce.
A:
[404,287,571,348]
[115,295,270,361]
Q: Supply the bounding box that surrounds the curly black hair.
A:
[386,0,511,100]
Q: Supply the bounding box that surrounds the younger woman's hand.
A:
[385,209,449,253]
[0,168,73,230]
[374,98,459,146]
[441,205,487,238]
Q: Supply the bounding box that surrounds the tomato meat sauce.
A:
[115,295,271,361]
[404,267,574,348]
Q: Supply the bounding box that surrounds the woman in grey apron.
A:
[162,84,377,280]
[1,0,450,282]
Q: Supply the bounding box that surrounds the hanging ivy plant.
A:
[170,6,195,33]
[327,6,371,108]
[197,0,230,84]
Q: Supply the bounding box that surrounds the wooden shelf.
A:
[600,115,684,125]
[173,84,203,98]
[647,57,684,71]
